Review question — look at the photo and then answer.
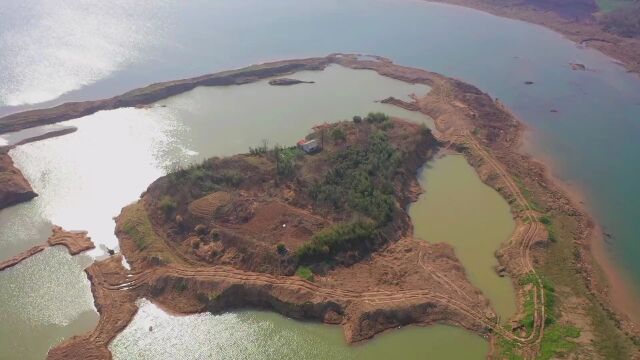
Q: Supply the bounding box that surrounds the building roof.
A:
[297,138,318,146]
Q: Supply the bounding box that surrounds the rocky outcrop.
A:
[0,225,95,272]
[0,153,37,210]
[0,244,47,271]
[47,226,95,255]
[380,96,420,111]
[268,78,315,86]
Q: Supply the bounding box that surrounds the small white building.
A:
[297,138,320,154]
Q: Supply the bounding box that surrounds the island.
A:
[268,78,315,86]
[0,226,95,271]
[0,54,633,359]
[0,152,37,209]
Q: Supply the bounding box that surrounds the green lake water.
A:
[110,300,487,360]
[2,0,640,307]
[409,155,516,319]
[0,247,98,360]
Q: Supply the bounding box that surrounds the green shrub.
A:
[365,112,389,123]
[295,266,314,281]
[420,123,432,137]
[331,127,346,142]
[353,115,362,123]
[174,279,188,292]
[159,195,177,218]
[274,146,299,178]
[276,243,287,255]
[539,214,552,225]
[295,221,377,262]
[309,131,400,224]
[380,120,394,130]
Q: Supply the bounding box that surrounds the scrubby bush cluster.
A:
[365,112,389,123]
[159,195,177,218]
[295,220,377,262]
[299,124,406,263]
[276,243,287,255]
[309,130,400,224]
[330,127,346,142]
[295,265,314,281]
[274,145,301,178]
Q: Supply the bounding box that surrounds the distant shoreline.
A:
[521,128,640,323]
[424,0,640,75]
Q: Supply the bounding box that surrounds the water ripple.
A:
[0,0,167,106]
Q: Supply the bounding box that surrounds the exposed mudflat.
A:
[47,226,95,255]
[0,226,94,271]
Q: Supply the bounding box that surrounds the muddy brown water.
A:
[409,155,516,320]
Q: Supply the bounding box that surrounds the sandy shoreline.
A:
[424,0,640,75]
[522,129,640,324]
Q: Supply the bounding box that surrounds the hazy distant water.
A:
[0,0,166,107]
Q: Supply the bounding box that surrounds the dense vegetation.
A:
[273,145,302,178]
[159,114,435,271]
[294,265,315,281]
[297,116,419,263]
[309,130,401,225]
[295,220,377,262]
